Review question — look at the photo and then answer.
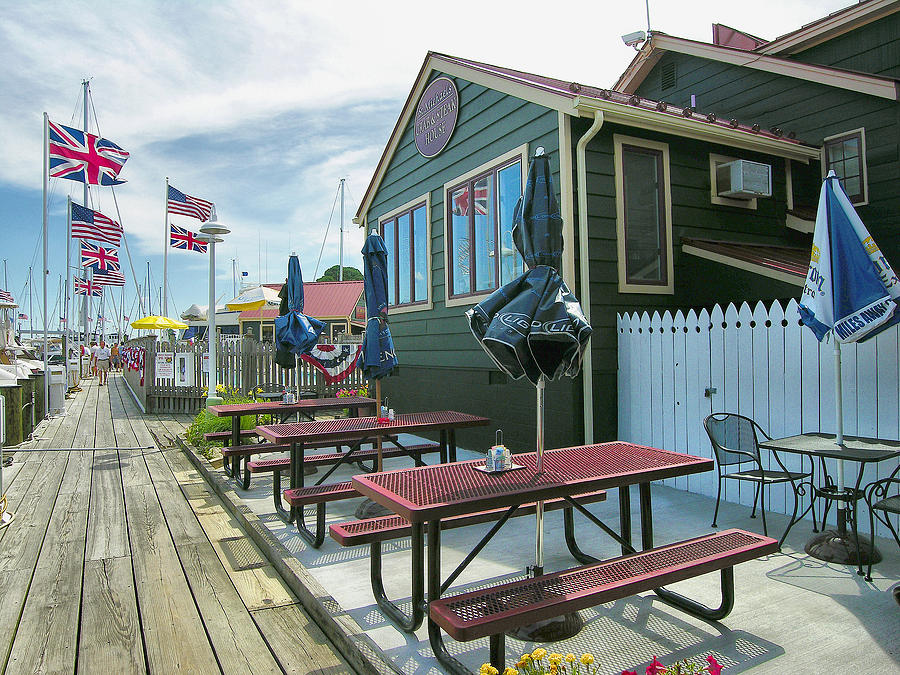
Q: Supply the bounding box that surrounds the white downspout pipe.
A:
[574,103,604,444]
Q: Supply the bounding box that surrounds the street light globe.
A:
[199,205,230,236]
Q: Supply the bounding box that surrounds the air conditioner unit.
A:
[716,159,772,199]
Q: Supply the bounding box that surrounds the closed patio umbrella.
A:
[797,170,900,563]
[466,147,592,639]
[274,254,326,397]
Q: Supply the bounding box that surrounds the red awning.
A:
[681,237,808,285]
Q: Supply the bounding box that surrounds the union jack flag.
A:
[92,268,126,286]
[0,289,14,304]
[71,203,123,246]
[167,185,213,222]
[169,223,208,253]
[48,119,129,186]
[81,241,120,271]
[75,277,102,297]
[452,183,489,216]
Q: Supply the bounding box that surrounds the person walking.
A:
[89,341,99,377]
[95,340,111,385]
[110,342,120,372]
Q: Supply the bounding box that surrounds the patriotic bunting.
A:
[71,202,123,246]
[300,344,362,384]
[48,119,129,185]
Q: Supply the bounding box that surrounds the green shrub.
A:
[185,386,272,459]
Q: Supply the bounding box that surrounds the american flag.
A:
[81,241,120,271]
[18,313,27,320]
[92,268,126,286]
[48,119,129,186]
[75,277,102,297]
[169,223,208,253]
[168,185,213,222]
[71,202,123,246]
[0,289,14,304]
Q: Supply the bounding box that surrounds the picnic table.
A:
[254,410,491,525]
[208,396,376,476]
[351,442,776,673]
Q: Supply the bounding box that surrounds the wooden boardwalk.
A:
[0,373,355,674]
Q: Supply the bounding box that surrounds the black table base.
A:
[805,529,881,566]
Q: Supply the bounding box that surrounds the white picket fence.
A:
[617,298,899,537]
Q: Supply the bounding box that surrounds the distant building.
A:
[238,281,366,342]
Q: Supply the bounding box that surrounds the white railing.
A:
[617,298,899,536]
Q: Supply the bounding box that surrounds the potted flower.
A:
[495,650,723,675]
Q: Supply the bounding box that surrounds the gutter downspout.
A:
[574,101,604,444]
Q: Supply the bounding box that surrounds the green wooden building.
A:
[354,47,828,454]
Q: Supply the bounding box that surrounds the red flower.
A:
[622,671,638,675]
[706,656,723,675]
[645,658,666,675]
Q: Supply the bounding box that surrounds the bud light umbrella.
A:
[360,231,398,472]
[797,170,900,562]
[275,254,326,397]
[466,148,592,639]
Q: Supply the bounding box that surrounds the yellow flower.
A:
[532,648,547,661]
[503,668,518,675]
[565,654,576,663]
[549,653,563,665]
[479,665,498,675]
[520,654,532,663]
[256,387,262,394]
[580,653,594,666]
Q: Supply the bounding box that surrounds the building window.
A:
[823,128,867,205]
[445,146,527,302]
[614,135,674,294]
[379,194,431,310]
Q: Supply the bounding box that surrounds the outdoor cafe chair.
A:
[863,466,900,581]
[703,413,816,542]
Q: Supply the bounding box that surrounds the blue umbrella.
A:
[797,170,900,560]
[360,232,398,381]
[275,255,325,357]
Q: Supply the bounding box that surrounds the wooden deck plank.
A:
[0,569,34,674]
[109,377,154,487]
[176,541,284,675]
[85,450,129,561]
[4,489,89,675]
[77,557,146,675]
[250,605,355,675]
[124,482,221,673]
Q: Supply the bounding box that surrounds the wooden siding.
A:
[632,13,900,263]
[366,72,583,448]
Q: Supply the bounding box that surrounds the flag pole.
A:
[42,112,50,414]
[163,177,169,317]
[65,196,72,371]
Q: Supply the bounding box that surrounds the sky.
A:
[0,0,851,331]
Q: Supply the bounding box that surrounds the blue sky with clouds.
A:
[0,0,846,330]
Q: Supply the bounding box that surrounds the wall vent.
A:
[661,62,677,91]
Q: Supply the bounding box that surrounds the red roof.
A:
[239,281,363,321]
[682,237,808,280]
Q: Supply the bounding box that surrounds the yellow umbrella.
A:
[225,285,280,311]
[130,315,188,330]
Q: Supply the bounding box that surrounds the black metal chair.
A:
[703,413,816,545]
[863,466,900,581]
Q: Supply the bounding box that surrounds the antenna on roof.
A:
[646,0,651,33]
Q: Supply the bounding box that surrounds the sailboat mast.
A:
[339,178,345,281]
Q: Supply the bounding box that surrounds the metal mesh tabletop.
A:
[760,433,900,462]
[353,442,713,522]
[208,396,375,417]
[256,411,489,444]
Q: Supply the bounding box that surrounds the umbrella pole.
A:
[376,378,383,472]
[534,376,545,576]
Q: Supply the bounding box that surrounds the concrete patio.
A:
[188,434,900,674]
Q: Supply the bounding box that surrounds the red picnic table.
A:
[349,442,776,674]
[254,410,490,525]
[207,396,376,476]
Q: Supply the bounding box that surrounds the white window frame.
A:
[442,143,529,308]
[709,153,759,210]
[377,192,433,314]
[822,127,868,206]
[614,134,674,295]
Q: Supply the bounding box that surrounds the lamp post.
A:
[198,207,230,407]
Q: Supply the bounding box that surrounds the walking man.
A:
[90,341,99,377]
[95,340,111,385]
[111,342,120,371]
